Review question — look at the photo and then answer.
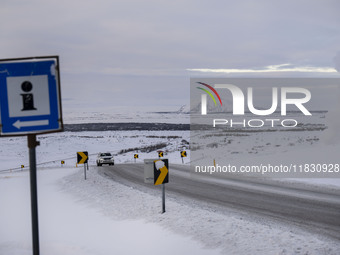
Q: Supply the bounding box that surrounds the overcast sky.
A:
[1,0,340,113]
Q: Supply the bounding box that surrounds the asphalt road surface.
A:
[99,163,340,240]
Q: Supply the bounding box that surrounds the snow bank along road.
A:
[100,163,340,240]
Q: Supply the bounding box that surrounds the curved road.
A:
[98,163,340,240]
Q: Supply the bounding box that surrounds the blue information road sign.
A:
[0,56,63,136]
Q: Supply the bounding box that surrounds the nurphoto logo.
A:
[197,82,311,116]
[194,79,312,129]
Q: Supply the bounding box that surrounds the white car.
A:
[96,152,114,166]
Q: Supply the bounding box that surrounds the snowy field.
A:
[1,124,340,254]
[0,130,190,172]
[1,166,340,255]
[1,107,340,254]
[0,168,222,255]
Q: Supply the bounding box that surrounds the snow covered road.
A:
[100,163,340,240]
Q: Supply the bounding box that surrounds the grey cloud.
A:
[1,0,340,111]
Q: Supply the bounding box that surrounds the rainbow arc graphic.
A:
[196,82,222,106]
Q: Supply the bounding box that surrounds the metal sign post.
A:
[180,150,187,164]
[0,56,63,255]
[154,159,169,213]
[28,134,40,255]
[144,158,169,213]
[77,151,89,180]
[84,164,87,180]
[162,183,165,213]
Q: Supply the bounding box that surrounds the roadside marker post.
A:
[134,154,138,163]
[0,56,63,255]
[154,159,169,213]
[144,158,169,213]
[77,151,88,180]
[180,150,187,164]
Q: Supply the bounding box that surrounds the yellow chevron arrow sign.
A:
[154,159,169,185]
[77,151,88,164]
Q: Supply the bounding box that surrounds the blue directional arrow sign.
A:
[0,56,63,136]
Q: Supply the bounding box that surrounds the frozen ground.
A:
[0,168,220,255]
[1,165,340,255]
